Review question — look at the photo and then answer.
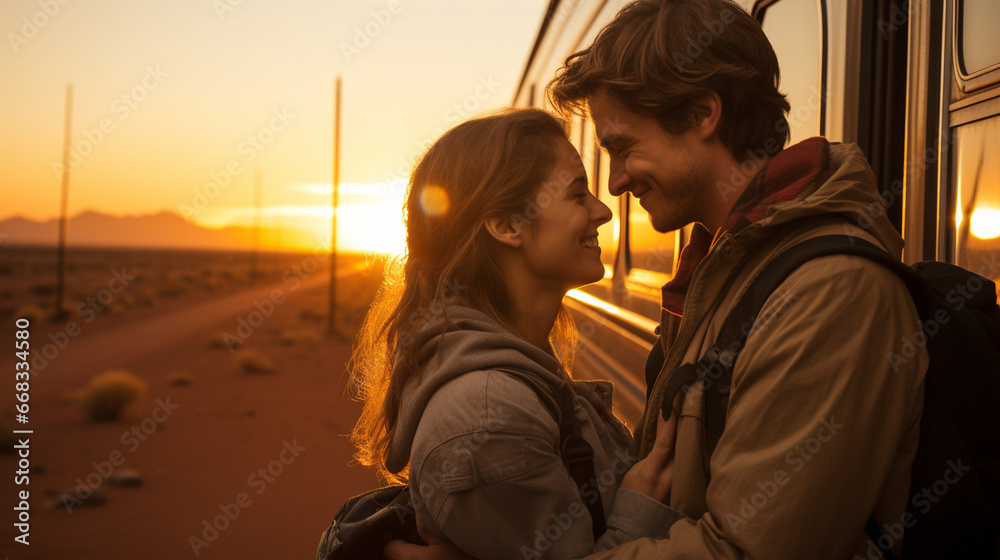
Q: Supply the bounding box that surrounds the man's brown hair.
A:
[548,0,791,161]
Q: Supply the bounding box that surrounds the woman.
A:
[351,108,677,560]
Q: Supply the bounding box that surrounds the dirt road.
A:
[1,259,381,560]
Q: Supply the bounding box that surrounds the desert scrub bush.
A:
[138,287,157,307]
[167,371,193,387]
[280,327,322,346]
[234,349,276,374]
[30,282,55,296]
[207,332,240,350]
[157,284,189,299]
[80,370,147,422]
[0,422,16,453]
[13,304,45,324]
[299,307,325,323]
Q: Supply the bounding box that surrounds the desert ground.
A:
[0,245,386,559]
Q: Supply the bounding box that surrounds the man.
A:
[388,0,927,558]
[546,0,927,558]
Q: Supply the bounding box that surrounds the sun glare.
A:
[193,180,408,255]
[970,208,1000,240]
[337,203,407,255]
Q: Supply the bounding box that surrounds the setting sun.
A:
[190,181,408,254]
[971,208,1000,240]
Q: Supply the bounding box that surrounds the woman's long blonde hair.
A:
[350,108,579,482]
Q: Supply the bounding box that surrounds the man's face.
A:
[587,90,711,233]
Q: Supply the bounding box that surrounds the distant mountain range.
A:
[0,210,320,251]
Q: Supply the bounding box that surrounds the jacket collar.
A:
[661,137,832,316]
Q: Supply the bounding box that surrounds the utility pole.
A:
[327,77,341,335]
[251,169,261,282]
[55,83,73,320]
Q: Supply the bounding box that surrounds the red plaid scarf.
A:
[661,137,832,316]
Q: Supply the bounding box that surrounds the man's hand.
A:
[384,517,475,560]
[619,411,677,503]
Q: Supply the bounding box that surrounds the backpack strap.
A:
[662,234,915,458]
[681,234,914,558]
[553,383,607,540]
[496,369,607,540]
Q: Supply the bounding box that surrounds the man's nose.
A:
[607,157,630,197]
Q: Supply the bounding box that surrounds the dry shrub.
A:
[14,304,45,324]
[80,370,147,422]
[140,293,157,307]
[30,282,55,296]
[234,349,276,374]
[0,422,15,453]
[60,388,86,404]
[167,371,193,387]
[299,308,326,323]
[207,332,240,350]
[280,327,322,346]
[157,284,189,298]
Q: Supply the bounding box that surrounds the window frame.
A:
[753,0,829,139]
[953,0,1000,93]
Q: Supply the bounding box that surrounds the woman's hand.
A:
[384,516,475,560]
[619,411,677,503]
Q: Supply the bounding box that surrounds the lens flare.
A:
[970,209,1000,240]
[419,186,450,217]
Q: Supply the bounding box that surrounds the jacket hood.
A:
[384,305,565,474]
[662,139,902,316]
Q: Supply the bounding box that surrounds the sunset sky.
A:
[1,0,549,252]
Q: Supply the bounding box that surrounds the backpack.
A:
[658,234,1000,559]
[316,379,607,560]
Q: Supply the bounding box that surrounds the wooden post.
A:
[55,83,73,320]
[251,169,261,282]
[327,77,341,335]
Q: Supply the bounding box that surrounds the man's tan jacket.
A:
[587,141,929,559]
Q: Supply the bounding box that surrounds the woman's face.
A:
[517,137,612,292]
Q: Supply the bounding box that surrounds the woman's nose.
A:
[592,197,612,226]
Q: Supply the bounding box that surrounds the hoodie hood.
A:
[662,139,902,316]
[385,305,566,474]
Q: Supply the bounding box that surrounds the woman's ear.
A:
[484,215,523,248]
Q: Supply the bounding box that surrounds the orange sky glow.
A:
[1,0,547,253]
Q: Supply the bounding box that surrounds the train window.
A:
[578,118,596,196]
[957,0,1000,79]
[756,0,825,147]
[627,194,677,287]
[952,117,1000,297]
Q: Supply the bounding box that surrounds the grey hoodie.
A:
[386,306,681,560]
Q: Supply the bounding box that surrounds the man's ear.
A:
[484,215,523,248]
[690,91,723,140]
